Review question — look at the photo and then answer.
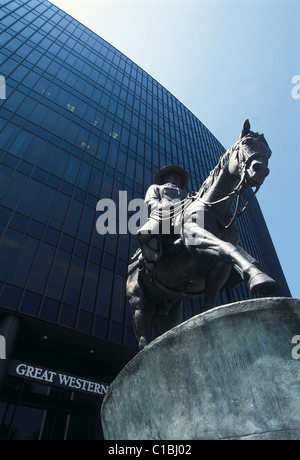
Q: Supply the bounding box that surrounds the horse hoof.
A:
[249,273,279,296]
[139,337,148,349]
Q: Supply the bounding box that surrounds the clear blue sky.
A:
[51,0,299,298]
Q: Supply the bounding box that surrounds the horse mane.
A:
[199,147,233,197]
[199,130,271,197]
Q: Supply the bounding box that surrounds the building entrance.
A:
[0,374,104,440]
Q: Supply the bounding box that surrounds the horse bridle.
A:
[225,141,271,228]
[198,139,270,229]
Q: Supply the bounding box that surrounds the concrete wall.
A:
[101,298,300,440]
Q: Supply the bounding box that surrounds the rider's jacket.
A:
[145,183,187,213]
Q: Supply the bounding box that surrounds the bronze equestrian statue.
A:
[127,120,279,349]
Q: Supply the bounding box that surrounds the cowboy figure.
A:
[136,165,189,265]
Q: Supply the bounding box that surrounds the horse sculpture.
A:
[126,120,279,349]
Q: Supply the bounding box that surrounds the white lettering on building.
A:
[15,363,109,395]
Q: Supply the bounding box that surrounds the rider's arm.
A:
[144,185,161,212]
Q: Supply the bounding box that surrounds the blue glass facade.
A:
[0,0,290,440]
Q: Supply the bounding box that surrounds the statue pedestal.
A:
[101,298,300,440]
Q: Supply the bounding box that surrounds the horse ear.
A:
[240,119,251,139]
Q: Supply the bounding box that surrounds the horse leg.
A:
[218,242,279,295]
[133,305,153,349]
[184,224,278,296]
[204,263,232,308]
[126,270,154,349]
[152,299,183,338]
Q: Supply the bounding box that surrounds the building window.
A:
[66,103,75,113]
[109,131,118,140]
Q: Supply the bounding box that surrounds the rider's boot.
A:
[219,245,279,295]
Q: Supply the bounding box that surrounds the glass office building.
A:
[0,0,290,440]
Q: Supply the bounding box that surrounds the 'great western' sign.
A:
[8,360,109,396]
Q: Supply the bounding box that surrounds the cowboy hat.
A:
[154,165,189,188]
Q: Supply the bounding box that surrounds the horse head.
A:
[228,119,271,189]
